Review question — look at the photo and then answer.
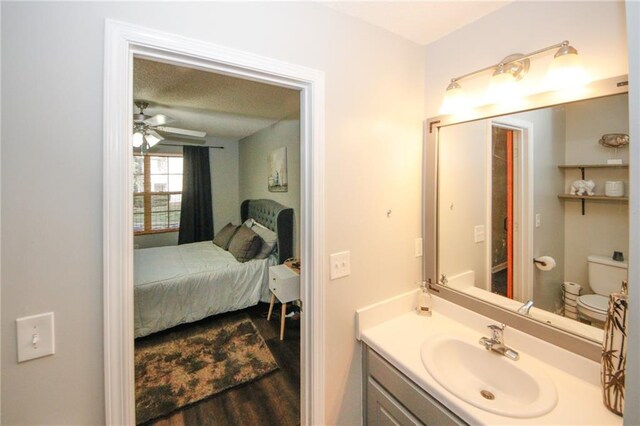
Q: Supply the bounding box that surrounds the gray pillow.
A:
[227,226,263,262]
[212,223,239,250]
[251,221,278,259]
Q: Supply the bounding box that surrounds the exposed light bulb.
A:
[132,132,144,148]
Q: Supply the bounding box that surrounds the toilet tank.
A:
[588,255,628,295]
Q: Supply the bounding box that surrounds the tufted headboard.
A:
[241,199,293,264]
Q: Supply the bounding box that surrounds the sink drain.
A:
[480,390,495,400]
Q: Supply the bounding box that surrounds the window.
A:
[133,154,183,234]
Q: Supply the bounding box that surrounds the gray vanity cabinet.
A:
[363,344,467,426]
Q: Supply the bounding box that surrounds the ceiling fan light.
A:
[145,133,162,148]
[132,132,144,148]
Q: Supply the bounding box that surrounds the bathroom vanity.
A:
[358,291,622,425]
[364,343,465,425]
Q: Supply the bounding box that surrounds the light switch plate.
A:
[17,312,55,363]
[415,238,423,257]
[474,225,485,243]
[535,213,541,228]
[330,251,351,280]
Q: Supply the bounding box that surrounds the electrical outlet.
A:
[474,225,485,243]
[16,312,55,362]
[535,213,541,228]
[415,238,423,257]
[330,251,351,280]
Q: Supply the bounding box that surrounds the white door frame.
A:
[486,118,534,301]
[103,20,325,425]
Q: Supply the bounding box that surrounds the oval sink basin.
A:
[421,334,558,418]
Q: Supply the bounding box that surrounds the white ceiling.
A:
[325,1,514,45]
[134,2,514,141]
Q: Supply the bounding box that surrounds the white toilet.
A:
[576,255,628,324]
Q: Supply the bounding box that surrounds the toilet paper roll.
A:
[563,281,582,295]
[534,256,556,271]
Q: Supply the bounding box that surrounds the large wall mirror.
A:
[425,75,629,356]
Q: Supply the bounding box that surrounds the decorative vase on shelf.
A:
[600,281,628,416]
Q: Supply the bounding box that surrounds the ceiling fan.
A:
[132,101,207,151]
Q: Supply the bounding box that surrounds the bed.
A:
[134,199,294,338]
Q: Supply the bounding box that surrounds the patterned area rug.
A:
[135,314,278,424]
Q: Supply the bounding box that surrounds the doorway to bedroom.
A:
[131,57,302,425]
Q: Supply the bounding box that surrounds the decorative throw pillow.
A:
[250,221,278,259]
[212,223,239,250]
[227,226,263,262]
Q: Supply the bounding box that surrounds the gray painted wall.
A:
[210,138,241,235]
[438,120,488,289]
[1,3,425,424]
[239,117,301,257]
[513,107,566,313]
[562,95,629,294]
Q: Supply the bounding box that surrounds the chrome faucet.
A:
[439,274,448,286]
[479,324,520,361]
[517,300,534,315]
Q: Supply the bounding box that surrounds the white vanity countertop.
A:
[360,294,622,425]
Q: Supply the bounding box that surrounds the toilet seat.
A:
[576,294,608,322]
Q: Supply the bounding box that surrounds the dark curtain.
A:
[178,146,214,244]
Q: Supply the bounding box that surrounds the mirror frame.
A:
[424,74,629,361]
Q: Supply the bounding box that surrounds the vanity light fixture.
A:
[546,43,588,90]
[440,40,586,114]
[439,81,467,115]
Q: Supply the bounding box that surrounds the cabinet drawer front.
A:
[367,348,466,426]
[367,378,423,426]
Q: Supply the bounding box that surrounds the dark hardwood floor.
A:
[142,303,301,426]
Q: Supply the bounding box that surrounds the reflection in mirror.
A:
[437,93,629,342]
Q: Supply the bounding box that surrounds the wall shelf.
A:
[558,164,628,214]
[558,194,628,202]
[557,164,628,169]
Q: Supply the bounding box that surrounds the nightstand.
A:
[268,264,300,340]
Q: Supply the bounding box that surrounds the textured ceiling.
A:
[324,1,514,45]
[133,58,300,140]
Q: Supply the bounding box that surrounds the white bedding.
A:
[134,241,274,338]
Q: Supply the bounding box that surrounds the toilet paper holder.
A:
[533,258,547,267]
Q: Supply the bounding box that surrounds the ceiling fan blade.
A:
[147,130,164,140]
[156,126,207,139]
[159,137,207,146]
[144,114,174,127]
